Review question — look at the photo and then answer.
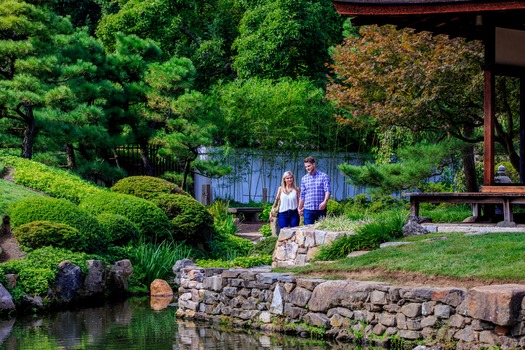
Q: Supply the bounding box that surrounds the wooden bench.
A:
[407,192,525,225]
[228,207,264,222]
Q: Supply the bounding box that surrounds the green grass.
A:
[0,179,44,217]
[289,231,525,282]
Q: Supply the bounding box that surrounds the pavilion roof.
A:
[331,0,525,41]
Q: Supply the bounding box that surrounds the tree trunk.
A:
[139,142,154,176]
[65,144,76,169]
[20,105,36,159]
[462,125,478,192]
[182,159,191,192]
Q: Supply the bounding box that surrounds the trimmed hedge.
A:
[9,197,108,253]
[96,213,139,245]
[150,193,214,242]
[14,221,81,251]
[110,176,188,201]
[79,191,172,239]
[0,155,103,204]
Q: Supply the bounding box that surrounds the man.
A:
[298,156,331,225]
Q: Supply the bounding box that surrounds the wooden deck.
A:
[408,191,525,225]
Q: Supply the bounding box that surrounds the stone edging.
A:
[176,267,525,349]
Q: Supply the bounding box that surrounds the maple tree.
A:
[327,25,521,191]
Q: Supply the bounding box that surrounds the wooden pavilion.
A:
[330,0,525,224]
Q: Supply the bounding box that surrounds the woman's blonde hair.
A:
[280,171,297,194]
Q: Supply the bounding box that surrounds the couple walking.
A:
[270,156,331,229]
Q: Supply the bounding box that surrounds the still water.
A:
[0,298,353,350]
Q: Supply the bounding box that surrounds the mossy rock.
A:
[79,191,172,239]
[110,176,188,201]
[96,213,139,245]
[150,193,214,242]
[9,197,108,253]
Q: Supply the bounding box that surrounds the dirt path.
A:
[0,230,26,263]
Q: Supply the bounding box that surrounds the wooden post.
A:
[483,68,495,186]
[201,184,211,205]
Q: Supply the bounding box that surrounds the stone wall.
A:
[272,226,349,267]
[177,267,525,349]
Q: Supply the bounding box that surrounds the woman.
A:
[270,171,300,229]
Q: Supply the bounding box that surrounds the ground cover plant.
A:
[0,179,44,217]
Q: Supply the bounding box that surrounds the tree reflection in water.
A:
[0,298,352,349]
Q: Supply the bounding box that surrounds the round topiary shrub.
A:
[9,197,108,253]
[110,176,188,201]
[13,221,82,251]
[150,193,214,242]
[79,191,172,239]
[96,213,139,245]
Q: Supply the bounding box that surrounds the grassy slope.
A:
[0,179,44,217]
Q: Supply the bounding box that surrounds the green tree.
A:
[232,0,343,86]
[208,77,357,152]
[338,141,458,195]
[95,0,244,90]
[145,57,229,190]
[327,25,489,191]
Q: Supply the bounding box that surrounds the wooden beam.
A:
[484,69,495,186]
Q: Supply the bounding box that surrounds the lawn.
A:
[287,231,525,284]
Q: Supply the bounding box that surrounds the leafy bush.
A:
[0,155,103,204]
[9,197,109,253]
[208,200,238,235]
[196,254,273,268]
[111,176,187,201]
[207,231,253,260]
[79,191,173,240]
[327,199,344,216]
[150,193,214,242]
[14,221,82,251]
[249,236,277,256]
[96,213,140,245]
[259,203,272,222]
[259,223,272,237]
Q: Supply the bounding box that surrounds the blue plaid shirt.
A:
[300,170,331,210]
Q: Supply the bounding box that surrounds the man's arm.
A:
[319,173,331,210]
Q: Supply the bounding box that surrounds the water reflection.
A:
[0,298,356,350]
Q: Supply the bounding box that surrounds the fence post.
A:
[202,184,211,205]
[262,187,267,204]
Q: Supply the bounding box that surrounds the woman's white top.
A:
[279,188,298,212]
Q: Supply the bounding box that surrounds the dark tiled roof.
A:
[332,0,525,41]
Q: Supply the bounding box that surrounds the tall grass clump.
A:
[315,210,407,261]
[128,239,196,289]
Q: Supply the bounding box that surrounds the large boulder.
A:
[54,260,83,303]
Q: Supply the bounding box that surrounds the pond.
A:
[0,298,357,350]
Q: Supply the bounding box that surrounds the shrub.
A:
[249,236,277,256]
[9,197,109,253]
[0,155,103,204]
[96,213,139,245]
[14,221,81,251]
[207,231,253,260]
[327,199,344,216]
[150,193,214,242]
[79,191,172,240]
[111,176,187,201]
[259,224,272,237]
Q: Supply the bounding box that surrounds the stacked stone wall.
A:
[177,267,525,349]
